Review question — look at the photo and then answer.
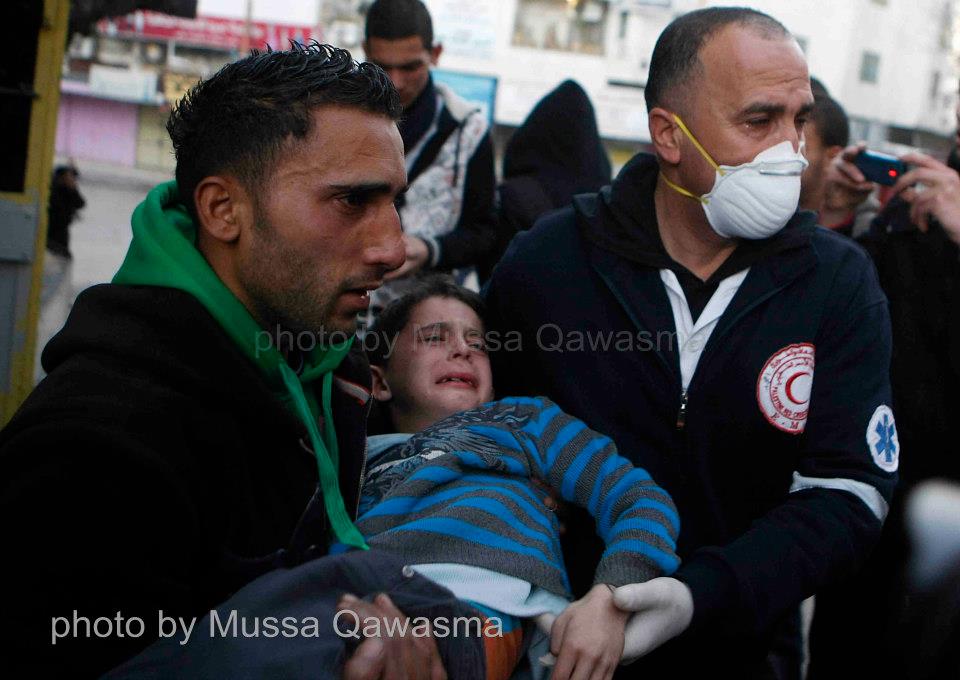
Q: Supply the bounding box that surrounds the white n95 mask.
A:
[660,115,809,240]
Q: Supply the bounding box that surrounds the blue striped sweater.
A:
[353,397,679,597]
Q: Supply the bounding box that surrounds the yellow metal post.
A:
[0,0,70,424]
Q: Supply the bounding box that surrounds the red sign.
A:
[97,10,323,51]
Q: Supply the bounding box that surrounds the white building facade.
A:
[406,0,958,152]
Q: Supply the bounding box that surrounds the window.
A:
[513,0,609,56]
[859,52,880,84]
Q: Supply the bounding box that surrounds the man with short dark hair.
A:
[799,92,849,212]
[360,0,497,331]
[485,7,897,677]
[0,43,454,679]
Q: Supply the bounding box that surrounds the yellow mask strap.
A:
[673,114,724,176]
[659,172,708,204]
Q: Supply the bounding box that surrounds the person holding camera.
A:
[808,112,960,680]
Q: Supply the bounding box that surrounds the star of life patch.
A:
[757,343,815,434]
[866,405,899,472]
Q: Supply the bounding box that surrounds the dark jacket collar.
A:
[399,75,437,154]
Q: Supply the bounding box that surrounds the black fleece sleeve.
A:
[433,131,497,271]
[0,423,204,677]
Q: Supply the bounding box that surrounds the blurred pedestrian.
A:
[46,163,85,259]
[486,79,611,279]
[35,164,86,381]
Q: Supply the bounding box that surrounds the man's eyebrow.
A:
[328,182,406,196]
[738,101,816,118]
[738,102,786,118]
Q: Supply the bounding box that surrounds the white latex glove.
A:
[613,577,694,664]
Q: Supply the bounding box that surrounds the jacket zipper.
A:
[676,389,688,430]
[354,396,374,520]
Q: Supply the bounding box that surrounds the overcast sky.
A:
[197,0,318,25]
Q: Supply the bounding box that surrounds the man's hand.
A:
[338,593,447,680]
[892,152,960,244]
[613,577,693,664]
[542,584,628,680]
[384,235,430,281]
[823,143,875,213]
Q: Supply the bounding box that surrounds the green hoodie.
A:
[114,181,367,550]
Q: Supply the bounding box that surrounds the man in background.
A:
[360,0,497,331]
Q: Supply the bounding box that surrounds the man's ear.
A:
[825,145,844,162]
[194,176,246,244]
[429,43,442,66]
[370,364,392,402]
[649,107,682,166]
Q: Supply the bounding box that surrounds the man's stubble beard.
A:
[239,215,347,341]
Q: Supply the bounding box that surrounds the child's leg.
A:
[466,603,525,680]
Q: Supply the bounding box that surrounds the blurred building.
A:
[56,10,322,172]
[55,0,959,173]
[419,0,959,162]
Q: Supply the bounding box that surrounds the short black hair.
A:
[167,42,401,221]
[645,7,790,112]
[367,274,486,367]
[365,0,434,49]
[810,76,830,99]
[810,94,849,148]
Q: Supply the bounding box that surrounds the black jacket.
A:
[0,285,371,677]
[487,80,610,279]
[484,154,897,676]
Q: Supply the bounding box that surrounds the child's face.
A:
[374,296,495,432]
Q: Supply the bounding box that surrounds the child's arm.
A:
[516,397,681,586]
[545,584,628,680]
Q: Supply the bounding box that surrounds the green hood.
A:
[114,181,367,549]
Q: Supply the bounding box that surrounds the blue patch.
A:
[867,405,899,472]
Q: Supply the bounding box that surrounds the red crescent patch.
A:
[756,343,815,434]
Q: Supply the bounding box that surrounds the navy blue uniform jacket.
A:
[484,154,897,673]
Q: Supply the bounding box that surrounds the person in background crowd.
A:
[484,8,896,677]
[360,0,497,332]
[46,163,85,259]
[36,163,87,381]
[799,80,879,237]
[486,79,611,279]
[807,96,960,680]
[798,90,879,236]
[0,43,460,679]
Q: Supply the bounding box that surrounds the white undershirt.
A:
[659,268,750,389]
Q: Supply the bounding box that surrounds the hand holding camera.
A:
[890,152,960,244]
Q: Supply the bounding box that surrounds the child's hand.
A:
[547,584,628,680]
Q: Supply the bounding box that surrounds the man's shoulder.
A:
[435,82,488,130]
[4,284,280,454]
[808,224,882,294]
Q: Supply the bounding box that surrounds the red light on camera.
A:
[888,169,898,177]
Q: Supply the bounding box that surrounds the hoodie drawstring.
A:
[279,362,368,550]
